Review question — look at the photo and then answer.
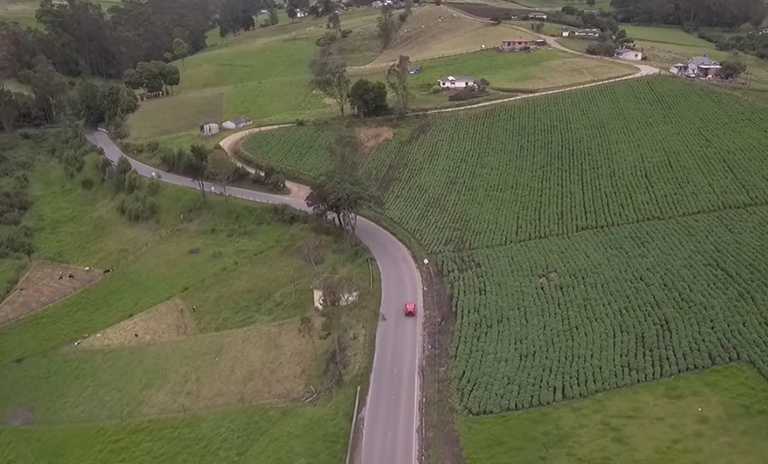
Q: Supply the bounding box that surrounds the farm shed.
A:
[527,11,547,19]
[437,75,477,90]
[614,48,643,61]
[222,116,253,130]
[199,120,220,137]
[561,28,600,38]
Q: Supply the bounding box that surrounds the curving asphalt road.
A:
[85,129,424,464]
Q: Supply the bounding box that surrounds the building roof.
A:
[227,116,252,125]
[439,75,475,82]
[198,119,218,126]
[690,55,716,66]
[615,48,638,54]
[504,38,530,43]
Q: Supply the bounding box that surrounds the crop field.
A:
[242,77,768,429]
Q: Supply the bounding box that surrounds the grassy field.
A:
[460,365,768,464]
[241,76,768,459]
[0,149,379,462]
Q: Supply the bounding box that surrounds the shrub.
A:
[341,29,353,38]
[118,191,158,222]
[271,203,307,225]
[586,41,616,57]
[265,173,287,192]
[80,177,95,190]
[0,225,33,258]
[316,32,339,47]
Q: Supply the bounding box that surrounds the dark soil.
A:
[420,261,465,464]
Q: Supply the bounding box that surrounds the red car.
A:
[404,302,416,317]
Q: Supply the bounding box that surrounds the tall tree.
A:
[76,80,106,126]
[310,48,350,116]
[184,143,211,200]
[377,7,398,50]
[172,38,189,67]
[287,5,298,22]
[349,79,388,117]
[327,12,341,35]
[386,55,411,116]
[17,56,69,124]
[305,170,372,234]
[0,87,19,133]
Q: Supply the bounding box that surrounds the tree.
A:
[377,7,398,50]
[123,61,181,94]
[386,55,411,115]
[305,170,372,234]
[349,79,388,117]
[269,5,280,25]
[320,0,333,15]
[163,65,181,93]
[287,5,298,21]
[586,0,595,6]
[327,11,341,35]
[184,144,211,200]
[207,149,249,197]
[0,87,19,133]
[17,56,69,124]
[720,55,747,79]
[530,22,544,33]
[310,48,351,116]
[172,38,189,67]
[76,81,106,126]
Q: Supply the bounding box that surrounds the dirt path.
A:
[218,124,310,200]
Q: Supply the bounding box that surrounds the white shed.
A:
[222,116,253,130]
[437,75,476,90]
[199,120,220,137]
[614,48,643,61]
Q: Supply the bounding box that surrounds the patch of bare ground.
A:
[0,261,103,328]
[4,407,35,427]
[421,262,465,464]
[356,127,394,152]
[139,316,324,413]
[78,297,191,348]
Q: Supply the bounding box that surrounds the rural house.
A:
[670,55,722,78]
[528,11,547,19]
[222,116,253,130]
[614,48,643,61]
[198,120,220,137]
[437,75,477,90]
[499,39,534,52]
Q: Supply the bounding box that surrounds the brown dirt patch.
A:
[4,407,35,427]
[78,297,191,348]
[0,261,103,328]
[356,127,394,152]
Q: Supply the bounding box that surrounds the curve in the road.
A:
[85,129,424,464]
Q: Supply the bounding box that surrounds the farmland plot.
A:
[242,77,768,415]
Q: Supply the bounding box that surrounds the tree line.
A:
[611,0,767,29]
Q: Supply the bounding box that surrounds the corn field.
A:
[243,77,768,414]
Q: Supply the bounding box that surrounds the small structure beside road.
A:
[437,75,477,90]
[561,28,601,39]
[670,55,722,79]
[614,48,643,61]
[222,116,253,130]
[199,120,220,137]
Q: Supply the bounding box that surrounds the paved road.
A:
[85,129,424,464]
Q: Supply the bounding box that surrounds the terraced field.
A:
[241,76,768,418]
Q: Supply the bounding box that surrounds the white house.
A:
[528,11,547,19]
[561,28,600,38]
[222,116,253,130]
[437,75,476,90]
[199,121,220,137]
[670,55,722,78]
[614,48,643,61]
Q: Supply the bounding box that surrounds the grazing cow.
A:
[68,273,74,279]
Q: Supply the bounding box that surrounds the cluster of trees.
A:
[699,31,768,60]
[95,155,159,222]
[309,47,396,118]
[0,0,213,81]
[0,57,138,134]
[610,0,767,28]
[585,29,634,56]
[549,7,619,33]
[123,61,181,95]
[0,138,34,259]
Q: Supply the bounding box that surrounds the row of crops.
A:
[444,206,768,414]
[242,76,768,414]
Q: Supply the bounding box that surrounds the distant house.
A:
[199,120,220,137]
[437,75,476,90]
[222,116,253,130]
[499,39,534,52]
[614,48,643,61]
[670,55,722,78]
[296,9,307,18]
[528,11,547,20]
[561,28,600,39]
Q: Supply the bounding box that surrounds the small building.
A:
[221,116,253,130]
[199,120,220,137]
[499,39,534,52]
[614,48,643,61]
[561,28,601,39]
[534,39,547,47]
[528,11,547,20]
[437,75,476,90]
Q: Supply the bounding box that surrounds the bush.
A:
[80,177,95,190]
[399,12,408,22]
[316,32,339,47]
[585,41,616,57]
[341,29,353,38]
[146,178,161,196]
[265,173,286,192]
[118,191,158,222]
[0,226,33,258]
[296,118,307,126]
[271,203,307,225]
